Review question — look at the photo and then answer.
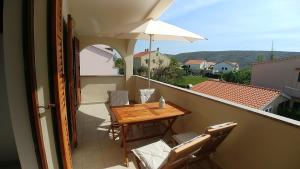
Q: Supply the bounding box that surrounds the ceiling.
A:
[69,0,174,36]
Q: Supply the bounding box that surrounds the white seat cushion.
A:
[208,122,233,129]
[132,140,171,169]
[109,90,129,107]
[139,88,157,103]
[172,132,199,144]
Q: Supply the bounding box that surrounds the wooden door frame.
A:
[73,37,81,106]
[50,0,73,168]
[66,14,77,147]
[23,0,48,169]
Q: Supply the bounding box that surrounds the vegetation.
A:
[152,58,184,84]
[278,106,300,121]
[256,55,264,62]
[181,65,191,76]
[133,66,148,76]
[221,69,251,84]
[173,76,209,87]
[114,58,124,75]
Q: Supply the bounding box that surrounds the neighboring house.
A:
[207,61,216,70]
[184,60,208,73]
[192,80,288,113]
[134,49,170,70]
[80,44,119,75]
[213,61,239,74]
[251,56,300,101]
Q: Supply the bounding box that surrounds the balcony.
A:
[73,75,300,169]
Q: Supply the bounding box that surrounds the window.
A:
[222,67,224,70]
[145,59,149,64]
[225,67,228,70]
[298,72,300,82]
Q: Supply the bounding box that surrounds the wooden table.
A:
[111,102,191,167]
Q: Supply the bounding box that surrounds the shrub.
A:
[222,69,251,84]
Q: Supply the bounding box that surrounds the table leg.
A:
[121,125,129,167]
[163,118,177,136]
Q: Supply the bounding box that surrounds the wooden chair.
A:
[172,122,238,167]
[132,134,211,169]
[108,90,129,140]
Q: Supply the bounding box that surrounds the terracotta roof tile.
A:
[134,51,156,58]
[185,60,205,65]
[192,80,281,109]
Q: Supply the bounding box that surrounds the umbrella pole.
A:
[148,34,153,89]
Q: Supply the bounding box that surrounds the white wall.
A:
[80,45,119,76]
[139,52,170,70]
[187,62,207,71]
[80,76,126,103]
[213,62,235,74]
[251,58,300,97]
[3,0,39,168]
[189,64,201,70]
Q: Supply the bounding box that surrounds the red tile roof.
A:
[192,80,281,109]
[134,51,156,58]
[185,60,205,65]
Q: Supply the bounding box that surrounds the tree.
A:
[169,57,179,68]
[114,58,124,75]
[152,58,184,84]
[182,65,191,76]
[222,69,251,84]
[136,66,148,76]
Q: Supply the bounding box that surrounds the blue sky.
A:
[134,0,300,54]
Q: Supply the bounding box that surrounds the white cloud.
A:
[161,0,226,21]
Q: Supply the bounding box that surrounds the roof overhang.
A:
[69,0,174,37]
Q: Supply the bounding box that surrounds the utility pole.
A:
[270,41,275,60]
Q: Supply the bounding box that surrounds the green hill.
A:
[168,51,300,68]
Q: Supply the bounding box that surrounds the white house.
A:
[184,60,208,73]
[80,44,120,75]
[207,61,216,70]
[213,61,239,74]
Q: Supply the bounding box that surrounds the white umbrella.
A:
[115,19,207,88]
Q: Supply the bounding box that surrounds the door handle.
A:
[38,103,55,110]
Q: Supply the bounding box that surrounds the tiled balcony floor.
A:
[72,103,221,169]
[72,103,137,169]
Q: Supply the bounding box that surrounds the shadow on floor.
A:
[73,103,139,169]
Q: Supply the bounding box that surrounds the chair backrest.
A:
[200,122,237,154]
[138,88,158,103]
[163,134,211,169]
[109,90,129,107]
